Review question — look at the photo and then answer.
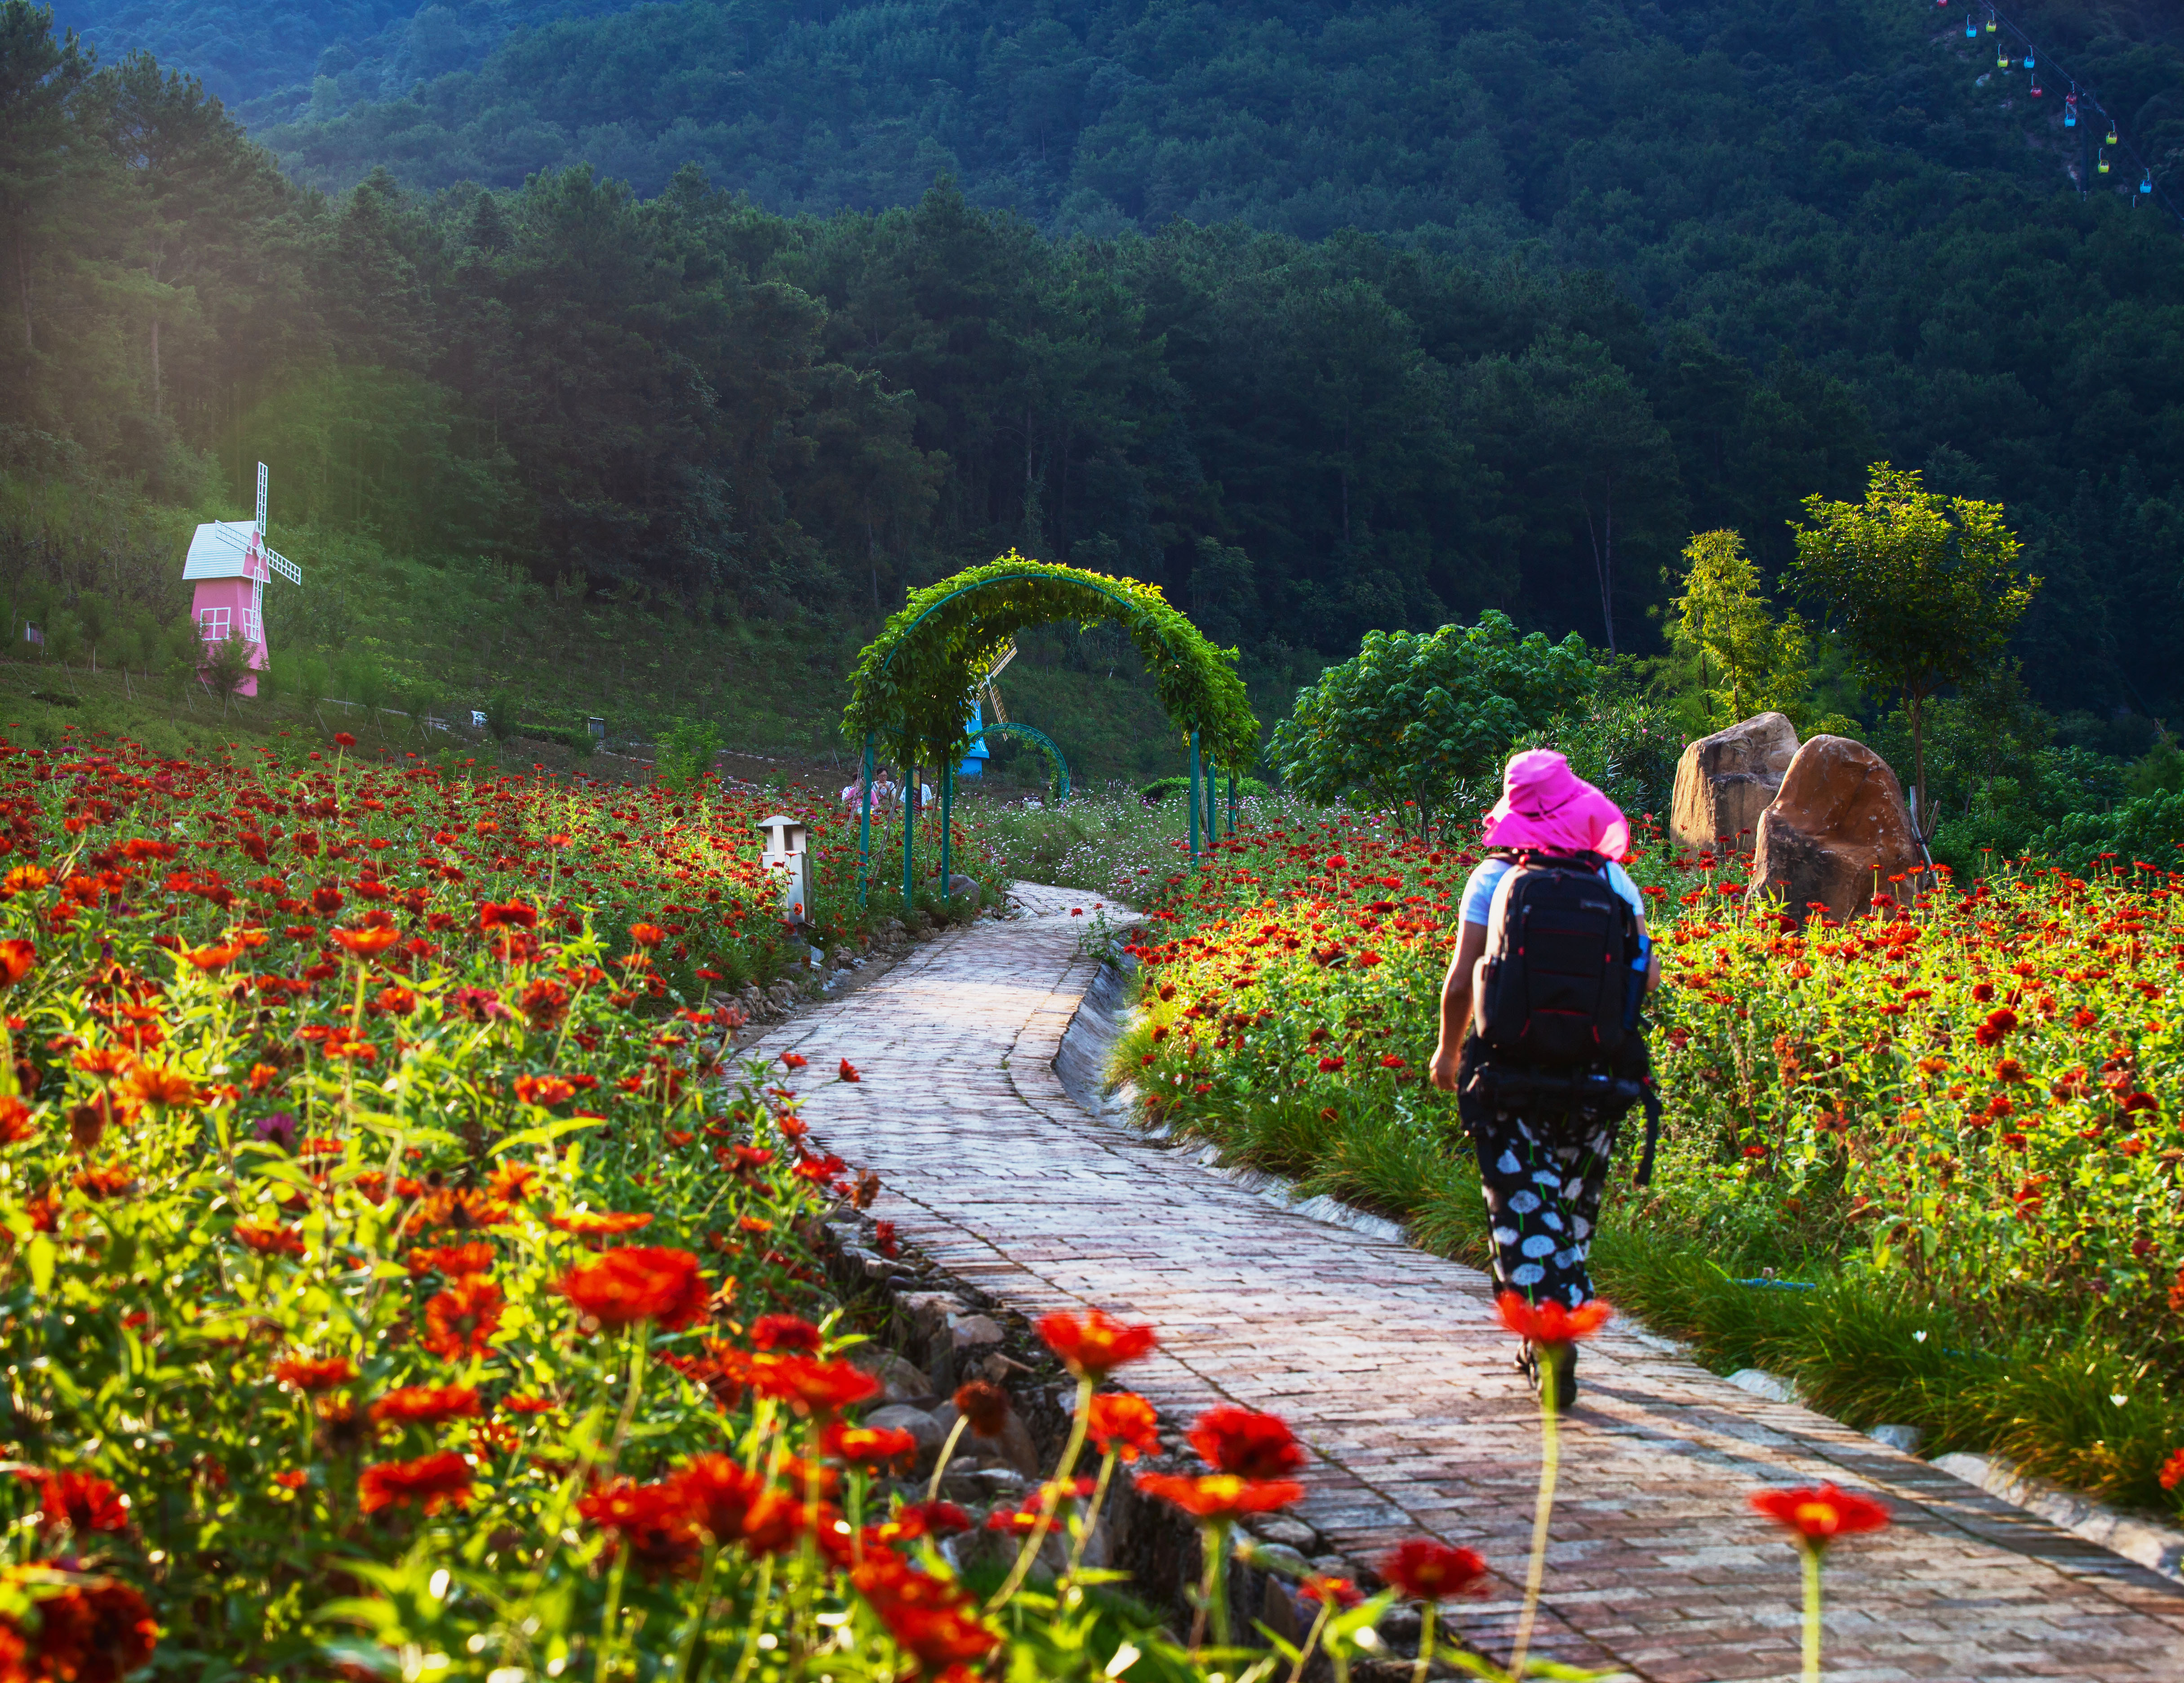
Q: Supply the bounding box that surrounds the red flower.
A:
[886,1500,974,1541]
[407,1242,495,1279]
[1187,1406,1307,1479]
[577,1477,700,1577]
[1380,1537,1490,1602]
[0,938,36,986]
[478,900,535,931]
[838,1058,861,1082]
[1135,1472,1303,1519]
[851,1557,1000,1674]
[820,1422,920,1469]
[561,1247,709,1331]
[358,1451,472,1515]
[1975,1007,2020,1047]
[334,732,357,748]
[751,1313,824,1353]
[1086,1392,1162,1463]
[514,1074,577,1107]
[420,1276,506,1360]
[1317,1055,1345,1072]
[30,1469,130,1536]
[952,1380,1010,1438]
[370,1385,482,1427]
[234,1219,305,1258]
[1749,1483,1892,1550]
[748,1354,882,1418]
[668,1454,786,1551]
[780,1052,808,1069]
[550,1208,653,1238]
[1494,1292,1613,1349]
[2159,1448,2184,1492]
[273,1355,357,1393]
[1299,1573,1363,1609]
[331,925,400,958]
[9,1576,157,1683]
[1037,1308,1159,1380]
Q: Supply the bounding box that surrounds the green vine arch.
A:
[966,721,1072,805]
[843,553,1259,771]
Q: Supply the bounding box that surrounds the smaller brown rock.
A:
[1748,735,1926,924]
[1671,712,1799,854]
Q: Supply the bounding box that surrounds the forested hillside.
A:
[7,0,2184,740]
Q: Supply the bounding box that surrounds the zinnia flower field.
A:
[1119,820,2184,1514]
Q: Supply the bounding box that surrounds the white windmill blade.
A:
[987,637,1018,680]
[262,546,302,586]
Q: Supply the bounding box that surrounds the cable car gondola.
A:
[2143,171,2155,196]
[2064,93,2078,126]
[2099,149,2111,174]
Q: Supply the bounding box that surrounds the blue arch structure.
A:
[966,721,1071,806]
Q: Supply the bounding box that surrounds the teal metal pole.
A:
[1188,732,1201,867]
[1202,752,1216,861]
[902,762,915,917]
[1228,769,1237,836]
[857,737,874,909]
[940,761,953,904]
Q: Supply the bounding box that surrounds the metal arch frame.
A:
[964,721,1072,806]
[854,572,1232,913]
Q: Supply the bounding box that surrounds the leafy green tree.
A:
[1788,464,2038,839]
[656,717,724,791]
[1660,529,1812,732]
[1270,611,1597,839]
[201,631,254,711]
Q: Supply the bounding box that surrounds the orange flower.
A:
[0,1095,33,1145]
[514,1075,576,1107]
[183,942,244,972]
[331,925,400,958]
[407,1241,495,1278]
[1085,1392,1161,1462]
[576,1477,701,1577]
[234,1219,305,1258]
[370,1385,482,1427]
[420,1275,506,1360]
[1037,1307,1159,1380]
[32,1469,130,1536]
[358,1451,471,1515]
[851,1556,1001,1674]
[560,1247,709,1331]
[549,1208,653,1238]
[487,1161,540,1202]
[1380,1537,1490,1601]
[273,1355,357,1394]
[951,1379,1009,1437]
[2159,1448,2184,1492]
[122,1064,199,1109]
[747,1353,883,1418]
[1187,1406,1305,1479]
[0,938,35,985]
[627,922,665,948]
[1494,1292,1613,1349]
[1134,1471,1302,1519]
[1748,1483,1892,1551]
[820,1422,919,1469]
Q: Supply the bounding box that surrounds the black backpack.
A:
[1473,850,1640,1066]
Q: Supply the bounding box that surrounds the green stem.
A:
[926,1412,971,1503]
[1412,1603,1436,1683]
[594,1544,631,1682]
[1284,1598,1332,1683]
[985,1373,1093,1614]
[1801,1544,1823,1683]
[1061,1447,1118,1589]
[1507,1359,1561,1681]
[727,1556,776,1683]
[669,1543,720,1683]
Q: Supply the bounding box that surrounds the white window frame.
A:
[198,606,232,643]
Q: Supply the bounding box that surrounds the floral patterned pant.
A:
[1470,1107,1619,1310]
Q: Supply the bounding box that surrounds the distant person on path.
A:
[1428,750,1659,1408]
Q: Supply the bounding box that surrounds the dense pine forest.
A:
[7,0,2184,741]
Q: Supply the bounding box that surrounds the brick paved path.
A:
[760,884,2184,1681]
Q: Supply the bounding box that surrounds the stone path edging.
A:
[754,882,2184,1683]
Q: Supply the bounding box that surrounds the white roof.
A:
[183,521,301,585]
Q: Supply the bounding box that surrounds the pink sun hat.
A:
[1481,749,1631,861]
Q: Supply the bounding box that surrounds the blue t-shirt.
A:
[1459,855,1646,929]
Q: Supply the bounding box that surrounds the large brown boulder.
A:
[1748,735,1926,924]
[1671,712,1800,854]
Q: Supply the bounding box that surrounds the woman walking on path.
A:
[1428,750,1659,1406]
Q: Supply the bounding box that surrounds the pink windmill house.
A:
[182,462,302,698]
